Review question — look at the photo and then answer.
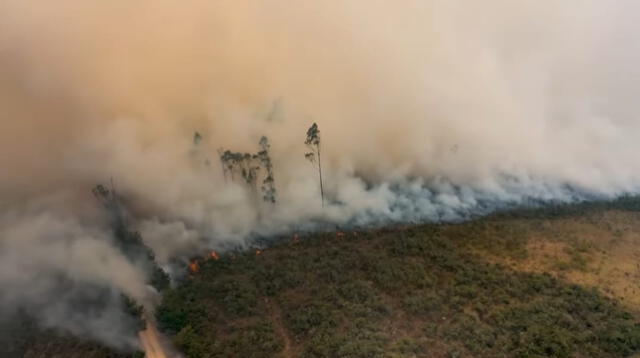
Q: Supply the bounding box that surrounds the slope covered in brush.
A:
[13,198,640,358]
[156,203,640,358]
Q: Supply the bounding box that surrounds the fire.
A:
[210,250,220,260]
[292,234,300,243]
[256,249,262,256]
[336,232,345,238]
[189,260,199,273]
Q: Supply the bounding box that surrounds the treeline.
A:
[217,136,277,204]
[2,181,169,358]
[90,181,170,343]
[194,122,326,208]
[92,182,170,292]
[78,122,326,346]
[492,194,640,220]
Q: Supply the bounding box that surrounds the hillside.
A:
[155,202,640,358]
[13,200,640,358]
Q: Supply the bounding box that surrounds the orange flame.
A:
[210,250,220,260]
[292,234,300,243]
[256,249,262,256]
[189,260,199,273]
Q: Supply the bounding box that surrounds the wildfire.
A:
[256,249,262,256]
[189,260,199,273]
[210,250,220,260]
[292,234,300,244]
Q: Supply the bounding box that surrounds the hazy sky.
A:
[1,0,640,348]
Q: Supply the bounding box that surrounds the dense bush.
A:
[156,201,640,357]
[286,302,337,337]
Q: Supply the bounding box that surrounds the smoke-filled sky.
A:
[1,0,640,350]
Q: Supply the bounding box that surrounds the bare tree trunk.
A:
[252,182,262,220]
[317,146,324,207]
[220,162,227,183]
[217,149,228,183]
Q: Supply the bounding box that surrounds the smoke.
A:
[1,0,640,349]
[0,199,148,348]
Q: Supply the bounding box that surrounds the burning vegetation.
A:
[6,2,640,358]
[155,200,640,358]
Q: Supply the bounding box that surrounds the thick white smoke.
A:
[1,0,640,349]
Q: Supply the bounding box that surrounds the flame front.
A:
[189,260,199,273]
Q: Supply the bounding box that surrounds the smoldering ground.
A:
[1,0,640,350]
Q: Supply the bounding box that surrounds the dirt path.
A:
[139,321,168,358]
[139,314,183,358]
[266,298,294,358]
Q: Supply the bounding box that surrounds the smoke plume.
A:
[1,0,640,349]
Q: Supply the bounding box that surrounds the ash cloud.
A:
[1,0,640,349]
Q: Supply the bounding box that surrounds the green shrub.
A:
[174,325,208,358]
[156,204,640,358]
[217,321,284,358]
[285,302,337,337]
[211,277,258,317]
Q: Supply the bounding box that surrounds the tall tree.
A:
[192,131,212,167]
[220,150,259,186]
[219,149,261,205]
[220,136,279,207]
[257,136,276,204]
[193,131,203,146]
[304,123,324,206]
